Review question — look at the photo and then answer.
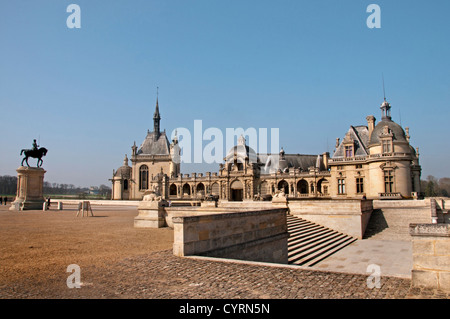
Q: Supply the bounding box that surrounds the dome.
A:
[225,135,257,163]
[114,155,131,178]
[114,165,131,178]
[226,144,258,162]
[368,119,407,146]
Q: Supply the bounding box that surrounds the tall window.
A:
[382,140,392,154]
[139,165,149,190]
[356,178,364,194]
[338,179,346,194]
[345,146,353,158]
[384,170,394,193]
[123,179,128,191]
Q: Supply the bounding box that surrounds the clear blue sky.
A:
[0,0,449,187]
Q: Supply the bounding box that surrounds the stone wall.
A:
[288,199,373,239]
[410,223,450,291]
[172,208,289,264]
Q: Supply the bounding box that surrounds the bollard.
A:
[58,202,63,210]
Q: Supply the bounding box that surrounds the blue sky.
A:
[0,0,449,187]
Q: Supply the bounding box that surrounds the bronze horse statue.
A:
[21,147,48,167]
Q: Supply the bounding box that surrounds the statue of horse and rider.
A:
[21,139,48,168]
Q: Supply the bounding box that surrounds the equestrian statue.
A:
[21,139,48,168]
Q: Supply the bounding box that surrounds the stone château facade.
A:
[112,96,421,201]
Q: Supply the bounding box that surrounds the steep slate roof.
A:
[333,125,369,158]
[137,131,170,155]
[257,153,318,171]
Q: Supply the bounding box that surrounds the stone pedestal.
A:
[134,200,168,228]
[271,190,288,208]
[10,166,46,211]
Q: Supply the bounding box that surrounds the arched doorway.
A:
[278,180,289,195]
[182,183,191,197]
[196,183,205,197]
[169,183,177,196]
[317,178,329,194]
[297,179,308,195]
[230,180,244,201]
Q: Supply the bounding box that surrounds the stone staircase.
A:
[363,205,432,241]
[287,214,357,267]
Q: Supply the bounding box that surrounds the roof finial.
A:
[153,87,161,140]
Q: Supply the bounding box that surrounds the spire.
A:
[153,87,161,140]
[380,99,392,121]
[380,74,392,121]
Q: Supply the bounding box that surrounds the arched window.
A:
[123,179,128,191]
[169,184,177,196]
[278,180,289,194]
[317,178,328,194]
[297,180,308,194]
[139,165,149,190]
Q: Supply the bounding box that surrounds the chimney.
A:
[366,115,376,137]
[335,138,340,149]
[322,152,329,171]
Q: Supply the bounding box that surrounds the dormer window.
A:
[381,139,392,154]
[345,145,353,158]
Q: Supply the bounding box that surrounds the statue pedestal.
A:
[134,201,167,228]
[10,166,46,211]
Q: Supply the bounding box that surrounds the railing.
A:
[294,193,330,198]
[329,152,411,163]
[369,152,410,159]
[379,192,402,199]
[329,156,367,162]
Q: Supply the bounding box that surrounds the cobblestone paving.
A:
[1,250,448,299]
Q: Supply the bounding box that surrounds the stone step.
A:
[289,228,337,247]
[288,227,332,244]
[287,222,323,234]
[286,215,357,267]
[289,235,355,266]
[288,231,345,258]
[297,237,358,267]
[288,230,343,257]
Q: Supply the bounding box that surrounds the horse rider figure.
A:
[21,139,48,167]
[32,139,39,151]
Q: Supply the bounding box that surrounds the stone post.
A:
[410,223,450,292]
[10,166,46,211]
[134,191,168,228]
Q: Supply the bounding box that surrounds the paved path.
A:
[1,249,447,299]
[310,240,413,279]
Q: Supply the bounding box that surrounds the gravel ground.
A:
[0,204,448,301]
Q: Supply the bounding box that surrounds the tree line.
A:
[0,175,111,198]
[421,176,450,198]
[1,174,449,198]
